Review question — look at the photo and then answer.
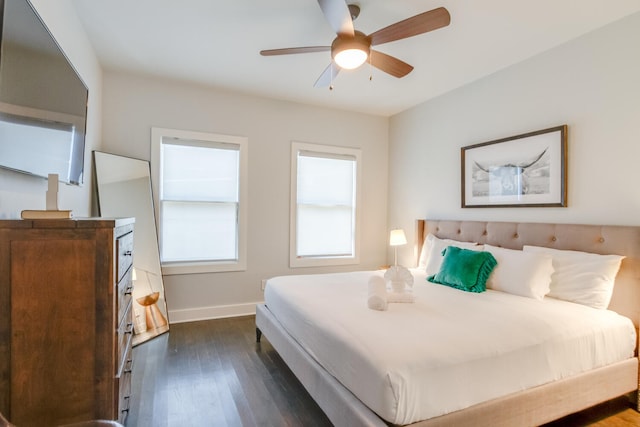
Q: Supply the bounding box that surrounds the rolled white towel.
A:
[367,275,388,311]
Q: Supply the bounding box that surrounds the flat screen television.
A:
[0,0,88,185]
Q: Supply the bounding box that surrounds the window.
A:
[151,128,247,274]
[290,142,361,267]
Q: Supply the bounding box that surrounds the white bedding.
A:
[263,269,636,425]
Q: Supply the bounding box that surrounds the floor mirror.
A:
[93,151,169,345]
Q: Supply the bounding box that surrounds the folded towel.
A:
[387,291,416,303]
[367,275,388,311]
[384,266,415,293]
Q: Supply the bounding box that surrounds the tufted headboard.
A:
[416,219,640,328]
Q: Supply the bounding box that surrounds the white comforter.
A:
[263,269,636,425]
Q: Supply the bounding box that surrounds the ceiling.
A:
[70,0,640,117]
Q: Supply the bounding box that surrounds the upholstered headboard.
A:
[416,219,640,328]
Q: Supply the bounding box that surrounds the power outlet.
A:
[261,279,267,291]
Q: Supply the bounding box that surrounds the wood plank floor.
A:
[127,316,640,427]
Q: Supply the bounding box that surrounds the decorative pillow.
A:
[522,245,625,309]
[427,246,497,293]
[420,233,481,275]
[483,245,554,300]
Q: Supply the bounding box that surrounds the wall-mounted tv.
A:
[0,0,88,185]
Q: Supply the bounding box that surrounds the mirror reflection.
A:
[93,151,169,345]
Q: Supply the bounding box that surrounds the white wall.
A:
[388,13,640,268]
[101,71,389,322]
[0,0,101,218]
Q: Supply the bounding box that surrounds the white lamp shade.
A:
[389,229,407,246]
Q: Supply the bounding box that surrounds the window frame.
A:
[290,141,362,268]
[151,127,248,275]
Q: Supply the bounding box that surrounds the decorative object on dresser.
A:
[19,209,73,219]
[20,174,74,219]
[46,173,60,210]
[93,151,169,346]
[461,125,567,208]
[0,218,135,426]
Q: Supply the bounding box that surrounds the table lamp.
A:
[389,228,407,266]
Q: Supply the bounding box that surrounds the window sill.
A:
[161,260,246,275]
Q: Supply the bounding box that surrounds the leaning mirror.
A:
[94,151,169,345]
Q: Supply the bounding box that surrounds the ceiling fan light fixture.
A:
[331,31,371,70]
[334,48,368,69]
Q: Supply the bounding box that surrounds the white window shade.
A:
[161,201,237,262]
[162,143,239,202]
[297,155,354,206]
[297,205,353,257]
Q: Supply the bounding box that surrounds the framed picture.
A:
[461,125,567,208]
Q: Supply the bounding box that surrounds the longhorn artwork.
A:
[473,147,548,197]
[461,125,567,208]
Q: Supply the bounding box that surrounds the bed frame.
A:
[256,220,640,426]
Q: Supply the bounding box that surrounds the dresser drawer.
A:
[116,231,134,283]
[117,303,134,370]
[115,344,132,424]
[117,269,133,326]
[118,375,131,425]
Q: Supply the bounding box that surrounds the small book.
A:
[21,209,73,219]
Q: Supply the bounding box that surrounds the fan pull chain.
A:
[369,52,373,81]
[329,64,334,91]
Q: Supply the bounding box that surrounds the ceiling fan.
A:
[260,0,451,88]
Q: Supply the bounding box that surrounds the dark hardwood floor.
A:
[127,316,331,427]
[127,316,640,427]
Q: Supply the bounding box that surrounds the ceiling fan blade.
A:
[317,0,354,36]
[369,7,450,46]
[260,46,330,56]
[314,62,341,88]
[370,50,414,78]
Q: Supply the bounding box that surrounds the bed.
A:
[256,220,640,426]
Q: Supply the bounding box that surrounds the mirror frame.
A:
[93,151,169,345]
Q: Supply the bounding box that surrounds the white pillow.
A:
[421,233,481,276]
[483,245,554,300]
[417,234,432,268]
[522,245,625,309]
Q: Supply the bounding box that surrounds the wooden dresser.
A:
[0,218,135,426]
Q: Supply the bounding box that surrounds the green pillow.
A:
[427,246,497,293]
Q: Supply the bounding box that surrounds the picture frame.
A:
[461,125,567,208]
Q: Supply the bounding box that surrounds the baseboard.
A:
[168,301,260,324]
